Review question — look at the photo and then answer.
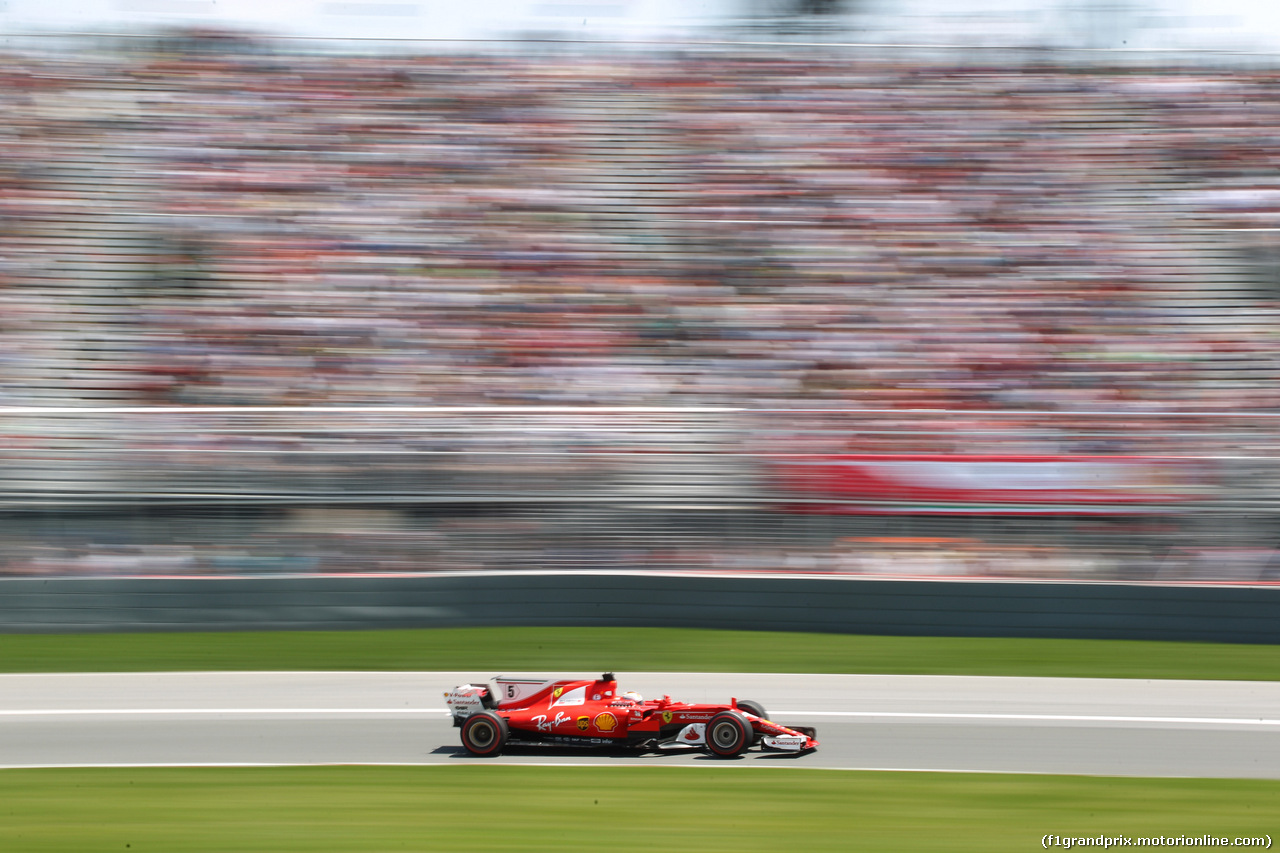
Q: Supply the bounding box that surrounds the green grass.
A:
[1,627,1278,680]
[6,635,1276,847]
[0,766,1275,852]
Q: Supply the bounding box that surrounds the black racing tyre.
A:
[706,710,752,757]
[735,700,769,745]
[460,711,509,757]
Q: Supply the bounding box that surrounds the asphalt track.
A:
[3,672,1279,778]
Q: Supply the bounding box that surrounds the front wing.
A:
[656,720,818,753]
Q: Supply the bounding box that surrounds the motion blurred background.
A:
[2,0,1279,585]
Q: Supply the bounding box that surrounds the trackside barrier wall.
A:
[1,573,1278,643]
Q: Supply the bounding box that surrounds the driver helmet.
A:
[621,691,644,703]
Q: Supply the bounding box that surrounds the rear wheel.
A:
[460,711,509,756]
[706,710,752,757]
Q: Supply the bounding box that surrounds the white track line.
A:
[3,708,1279,727]
[0,762,1220,778]
[776,711,1280,726]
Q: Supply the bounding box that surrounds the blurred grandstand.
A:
[1,31,1279,581]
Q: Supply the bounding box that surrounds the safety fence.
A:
[2,572,1277,643]
[0,408,1277,584]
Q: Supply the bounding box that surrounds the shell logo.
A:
[593,712,618,733]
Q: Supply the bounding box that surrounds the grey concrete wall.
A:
[2,573,1278,642]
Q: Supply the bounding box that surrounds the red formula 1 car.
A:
[445,672,818,757]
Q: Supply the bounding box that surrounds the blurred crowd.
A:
[3,40,1280,434]
[3,35,1280,579]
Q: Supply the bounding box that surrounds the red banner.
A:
[772,454,1211,513]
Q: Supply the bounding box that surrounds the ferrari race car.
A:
[445,672,818,757]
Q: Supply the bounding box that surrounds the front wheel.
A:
[706,710,752,757]
[735,700,769,745]
[460,711,509,756]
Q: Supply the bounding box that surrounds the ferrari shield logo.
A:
[662,711,673,724]
[552,687,563,700]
